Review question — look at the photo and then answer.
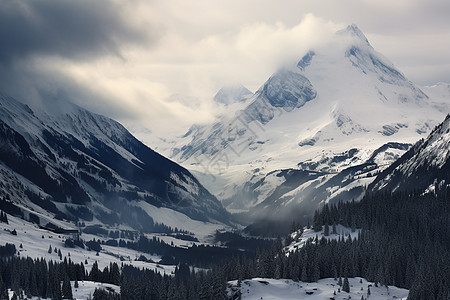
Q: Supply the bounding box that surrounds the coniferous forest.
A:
[0,189,449,299]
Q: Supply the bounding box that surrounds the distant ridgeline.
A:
[1,25,450,299]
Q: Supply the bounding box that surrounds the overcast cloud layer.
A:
[0,0,449,140]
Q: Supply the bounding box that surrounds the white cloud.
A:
[53,14,342,138]
[2,0,449,142]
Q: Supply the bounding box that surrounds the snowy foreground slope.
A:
[228,277,408,300]
[8,281,120,300]
[167,24,448,222]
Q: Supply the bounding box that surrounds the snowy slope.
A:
[0,214,176,274]
[370,114,450,193]
[285,224,361,254]
[0,92,231,237]
[228,277,408,300]
[8,281,120,300]
[421,82,450,112]
[169,24,448,220]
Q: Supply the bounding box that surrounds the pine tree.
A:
[0,211,8,224]
[211,271,226,300]
[301,264,308,282]
[0,274,8,300]
[53,268,63,300]
[89,261,101,282]
[333,264,338,281]
[343,276,350,293]
[48,245,52,254]
[10,260,20,293]
[311,254,320,282]
[324,223,330,236]
[62,273,73,299]
[29,265,38,297]
[274,263,281,279]
[313,210,322,232]
[110,263,120,285]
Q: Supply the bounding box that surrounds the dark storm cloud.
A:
[0,0,150,64]
[0,0,155,117]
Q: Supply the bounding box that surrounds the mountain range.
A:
[0,23,449,299]
[163,24,449,227]
[0,93,230,235]
[1,24,448,236]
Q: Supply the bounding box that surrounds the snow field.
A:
[7,281,120,300]
[228,277,408,300]
[0,214,176,274]
[286,225,361,254]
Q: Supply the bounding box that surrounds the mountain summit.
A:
[337,24,371,46]
[213,84,253,106]
[169,24,448,222]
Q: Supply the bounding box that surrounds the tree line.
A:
[1,191,449,299]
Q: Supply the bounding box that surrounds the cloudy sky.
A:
[1,0,449,141]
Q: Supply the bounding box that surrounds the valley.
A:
[0,21,449,300]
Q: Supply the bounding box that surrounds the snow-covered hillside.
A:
[0,214,177,274]
[285,224,360,254]
[228,277,408,300]
[168,24,448,221]
[370,114,450,193]
[0,92,231,239]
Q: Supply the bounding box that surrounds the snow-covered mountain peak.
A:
[336,23,371,47]
[213,84,253,106]
[168,25,448,219]
[296,50,315,71]
[260,69,317,109]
